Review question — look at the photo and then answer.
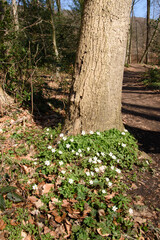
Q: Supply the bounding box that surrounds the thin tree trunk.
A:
[140,17,160,63]
[47,0,59,59]
[12,0,19,32]
[66,0,132,135]
[136,21,139,62]
[145,0,150,63]
[127,0,135,64]
[56,0,61,15]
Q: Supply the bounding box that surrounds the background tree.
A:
[66,0,132,135]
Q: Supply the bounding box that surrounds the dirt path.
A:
[122,64,160,231]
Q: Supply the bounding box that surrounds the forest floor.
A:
[0,64,160,239]
[122,64,160,236]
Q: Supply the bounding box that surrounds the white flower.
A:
[76,152,79,156]
[116,168,121,174]
[48,145,52,149]
[89,180,93,185]
[78,149,82,153]
[59,161,64,166]
[117,159,120,163]
[45,160,50,166]
[59,150,63,154]
[81,130,85,135]
[121,132,125,135]
[86,171,90,176]
[111,166,115,170]
[101,152,105,157]
[124,129,128,132]
[112,206,118,212]
[90,130,94,134]
[108,182,112,187]
[93,156,98,161]
[93,160,97,164]
[34,162,37,165]
[90,171,94,176]
[63,136,67,141]
[80,154,83,157]
[87,147,90,151]
[70,138,74,142]
[66,144,70,148]
[102,189,106,194]
[51,148,56,153]
[88,158,92,163]
[32,184,38,190]
[95,167,100,173]
[68,179,74,184]
[106,177,110,182]
[97,159,102,164]
[122,143,126,147]
[72,150,75,153]
[109,152,113,157]
[96,152,100,156]
[96,131,100,135]
[46,128,49,131]
[61,170,66,174]
[129,208,133,215]
[99,165,106,172]
[112,155,117,160]
[146,160,149,165]
[59,133,64,137]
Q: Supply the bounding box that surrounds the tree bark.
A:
[12,0,19,32]
[66,0,132,135]
[145,0,150,64]
[56,0,61,15]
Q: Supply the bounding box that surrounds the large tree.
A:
[66,0,132,135]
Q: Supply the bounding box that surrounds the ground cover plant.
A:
[0,109,153,240]
[143,68,160,89]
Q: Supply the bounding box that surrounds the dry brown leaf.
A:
[24,235,32,240]
[0,219,6,230]
[105,192,116,200]
[131,183,138,189]
[98,209,105,217]
[28,215,34,224]
[0,231,6,240]
[42,184,54,194]
[10,219,19,226]
[97,228,110,237]
[55,212,67,223]
[134,217,146,224]
[64,222,72,239]
[34,199,44,209]
[28,196,38,203]
[44,226,51,234]
[62,199,70,207]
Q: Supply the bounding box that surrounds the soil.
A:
[122,64,160,233]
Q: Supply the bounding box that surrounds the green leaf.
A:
[0,186,16,194]
[0,194,5,210]
[6,192,24,203]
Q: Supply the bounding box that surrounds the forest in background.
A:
[0,0,160,111]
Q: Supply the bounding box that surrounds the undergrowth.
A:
[143,68,160,89]
[0,124,151,239]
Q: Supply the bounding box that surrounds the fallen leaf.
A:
[0,231,6,240]
[10,219,19,226]
[44,226,51,234]
[131,183,138,189]
[105,192,116,200]
[134,217,146,224]
[97,228,110,237]
[64,221,71,239]
[21,231,27,240]
[28,196,38,203]
[34,199,44,209]
[0,219,6,230]
[42,184,54,194]
[98,209,105,217]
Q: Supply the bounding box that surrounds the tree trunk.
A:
[66,0,132,135]
[12,0,19,32]
[146,0,150,64]
[56,0,61,15]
